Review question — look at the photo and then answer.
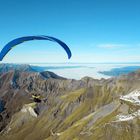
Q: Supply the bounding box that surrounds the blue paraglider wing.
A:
[0,36,72,61]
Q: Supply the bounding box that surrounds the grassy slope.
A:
[1,75,140,140]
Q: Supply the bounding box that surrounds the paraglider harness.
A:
[32,94,41,103]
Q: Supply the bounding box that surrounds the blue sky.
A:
[0,0,140,63]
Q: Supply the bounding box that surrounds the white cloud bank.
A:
[97,43,127,49]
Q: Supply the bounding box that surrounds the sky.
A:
[0,0,140,63]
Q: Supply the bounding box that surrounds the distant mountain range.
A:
[99,66,140,76]
[0,63,140,140]
[0,63,53,73]
[0,63,66,80]
[0,63,84,73]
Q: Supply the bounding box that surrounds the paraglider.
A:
[0,35,72,61]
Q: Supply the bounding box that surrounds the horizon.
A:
[2,62,140,64]
[1,62,140,80]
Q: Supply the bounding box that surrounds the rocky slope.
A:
[0,64,140,140]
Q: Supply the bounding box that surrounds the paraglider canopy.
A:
[0,35,72,61]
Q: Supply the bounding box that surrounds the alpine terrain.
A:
[0,64,140,140]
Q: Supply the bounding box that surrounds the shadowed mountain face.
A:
[0,64,36,73]
[0,64,140,140]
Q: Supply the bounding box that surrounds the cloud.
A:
[97,44,126,49]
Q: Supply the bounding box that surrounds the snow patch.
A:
[116,90,140,122]
[115,110,140,122]
[116,114,135,121]
[120,90,140,105]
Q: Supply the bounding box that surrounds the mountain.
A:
[99,66,140,76]
[0,64,140,140]
[40,71,66,80]
[0,63,36,73]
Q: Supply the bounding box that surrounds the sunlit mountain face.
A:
[0,63,140,140]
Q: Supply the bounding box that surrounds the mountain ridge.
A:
[0,64,140,140]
